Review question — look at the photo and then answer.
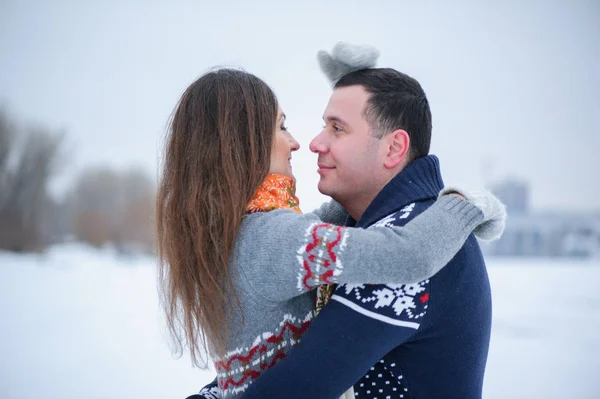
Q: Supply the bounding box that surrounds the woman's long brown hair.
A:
[156,69,278,367]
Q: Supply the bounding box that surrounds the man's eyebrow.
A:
[322,115,347,125]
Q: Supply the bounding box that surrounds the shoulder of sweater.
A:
[241,209,323,230]
[235,210,324,266]
[233,210,330,304]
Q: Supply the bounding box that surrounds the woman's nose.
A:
[287,132,300,151]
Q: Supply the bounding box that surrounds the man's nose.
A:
[309,130,328,154]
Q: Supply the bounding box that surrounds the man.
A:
[237,66,494,399]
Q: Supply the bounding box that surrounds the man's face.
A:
[309,85,388,205]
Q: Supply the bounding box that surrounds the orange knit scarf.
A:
[246,174,301,214]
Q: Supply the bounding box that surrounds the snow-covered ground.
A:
[0,244,599,399]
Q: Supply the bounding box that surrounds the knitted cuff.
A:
[439,187,507,242]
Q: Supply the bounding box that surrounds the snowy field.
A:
[0,244,599,399]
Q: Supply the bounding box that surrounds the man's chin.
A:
[317,180,333,197]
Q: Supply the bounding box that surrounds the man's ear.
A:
[383,129,410,169]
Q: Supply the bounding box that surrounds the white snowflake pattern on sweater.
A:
[332,205,430,329]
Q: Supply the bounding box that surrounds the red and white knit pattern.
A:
[296,222,349,292]
[214,311,315,397]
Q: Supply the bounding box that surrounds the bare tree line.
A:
[0,108,156,254]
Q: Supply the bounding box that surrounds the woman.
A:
[156,68,500,399]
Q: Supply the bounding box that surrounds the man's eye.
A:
[322,123,342,132]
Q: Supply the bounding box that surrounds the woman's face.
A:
[269,108,300,178]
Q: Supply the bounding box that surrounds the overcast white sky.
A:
[1,0,598,212]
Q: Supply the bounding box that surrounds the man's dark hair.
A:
[335,68,432,161]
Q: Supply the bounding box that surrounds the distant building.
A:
[482,179,600,258]
[489,179,530,215]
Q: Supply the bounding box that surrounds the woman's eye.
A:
[281,124,288,131]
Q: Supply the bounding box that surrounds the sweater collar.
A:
[353,155,445,227]
[246,174,302,214]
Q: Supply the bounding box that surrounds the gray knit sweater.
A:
[213,194,483,397]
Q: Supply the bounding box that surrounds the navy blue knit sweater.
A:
[238,155,492,399]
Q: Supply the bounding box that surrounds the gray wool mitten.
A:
[317,42,380,86]
[439,187,508,242]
